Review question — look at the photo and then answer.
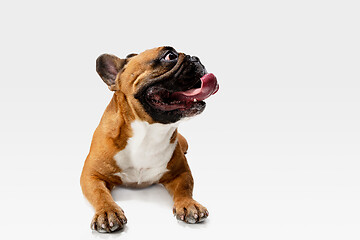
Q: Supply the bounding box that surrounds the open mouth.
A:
[145,73,219,111]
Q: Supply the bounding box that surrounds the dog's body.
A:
[80,46,218,232]
[113,120,180,187]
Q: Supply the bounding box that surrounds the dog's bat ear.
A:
[96,54,127,91]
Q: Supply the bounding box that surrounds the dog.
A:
[80,46,219,232]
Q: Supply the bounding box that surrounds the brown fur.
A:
[80,47,208,232]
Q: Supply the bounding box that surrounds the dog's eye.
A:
[164,52,178,61]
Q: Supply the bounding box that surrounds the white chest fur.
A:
[114,120,179,186]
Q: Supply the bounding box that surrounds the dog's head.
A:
[96,46,219,124]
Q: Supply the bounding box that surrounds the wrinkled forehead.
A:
[118,46,179,90]
[122,46,179,76]
[135,46,177,62]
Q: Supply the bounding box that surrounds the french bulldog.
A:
[80,46,219,232]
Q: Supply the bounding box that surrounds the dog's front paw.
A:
[91,206,127,233]
[173,198,209,224]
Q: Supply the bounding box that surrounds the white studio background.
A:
[0,0,359,239]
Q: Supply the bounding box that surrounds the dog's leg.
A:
[161,146,209,224]
[81,168,126,232]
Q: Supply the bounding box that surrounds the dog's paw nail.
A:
[109,222,114,227]
[101,224,106,229]
[91,223,96,230]
[200,212,204,218]
[187,218,196,224]
[194,214,198,219]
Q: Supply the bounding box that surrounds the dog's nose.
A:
[190,56,200,62]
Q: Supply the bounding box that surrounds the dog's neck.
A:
[114,91,155,124]
[99,92,182,149]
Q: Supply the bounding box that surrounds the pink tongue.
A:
[171,73,219,101]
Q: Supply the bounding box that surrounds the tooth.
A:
[193,99,197,102]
